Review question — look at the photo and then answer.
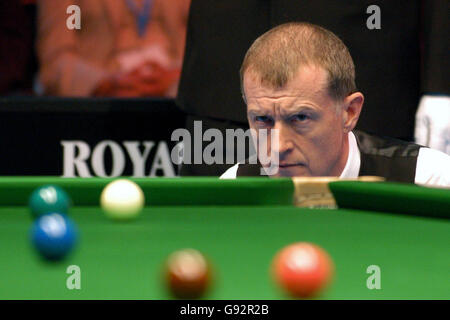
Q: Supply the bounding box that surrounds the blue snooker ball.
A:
[29,185,72,219]
[31,213,78,261]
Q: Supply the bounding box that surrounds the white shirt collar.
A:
[339,131,360,179]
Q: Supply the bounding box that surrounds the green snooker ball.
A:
[28,185,72,219]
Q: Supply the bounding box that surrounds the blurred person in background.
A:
[37,0,190,97]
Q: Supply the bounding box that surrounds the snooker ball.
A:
[100,179,144,221]
[28,185,71,219]
[31,213,78,261]
[272,242,334,298]
[166,249,212,299]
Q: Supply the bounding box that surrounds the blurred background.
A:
[1,0,190,97]
[0,0,448,177]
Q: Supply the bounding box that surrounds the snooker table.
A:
[0,177,449,300]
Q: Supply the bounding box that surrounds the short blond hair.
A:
[240,22,356,101]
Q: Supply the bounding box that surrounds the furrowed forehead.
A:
[243,65,330,99]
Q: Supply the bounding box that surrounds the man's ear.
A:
[342,92,364,133]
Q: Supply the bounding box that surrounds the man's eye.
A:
[291,114,310,122]
[255,116,272,123]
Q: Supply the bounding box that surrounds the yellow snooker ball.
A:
[100,179,145,220]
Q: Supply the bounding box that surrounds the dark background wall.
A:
[0,98,185,176]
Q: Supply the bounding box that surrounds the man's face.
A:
[244,65,350,177]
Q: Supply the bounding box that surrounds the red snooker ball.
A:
[166,249,212,299]
[272,242,334,298]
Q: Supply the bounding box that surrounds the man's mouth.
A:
[278,163,305,168]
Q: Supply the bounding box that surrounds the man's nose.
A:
[271,123,294,156]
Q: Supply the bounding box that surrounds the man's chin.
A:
[264,165,310,177]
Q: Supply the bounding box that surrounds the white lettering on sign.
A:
[61,140,175,177]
